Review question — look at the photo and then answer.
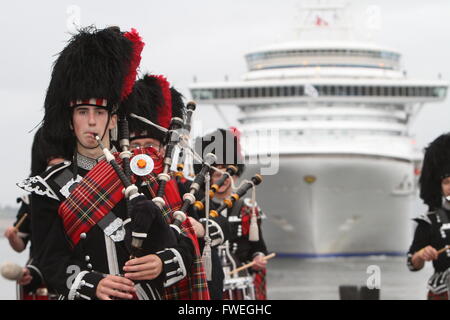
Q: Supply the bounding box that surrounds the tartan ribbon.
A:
[58,156,125,247]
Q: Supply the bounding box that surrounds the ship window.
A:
[274,87,280,97]
[298,86,304,96]
[261,87,267,97]
[345,86,352,96]
[435,87,447,98]
[419,87,425,96]
[361,86,367,96]
[329,86,335,95]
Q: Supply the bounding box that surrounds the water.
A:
[266,256,433,300]
[0,237,434,300]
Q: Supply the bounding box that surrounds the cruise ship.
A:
[189,2,449,257]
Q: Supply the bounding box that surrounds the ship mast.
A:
[296,0,354,41]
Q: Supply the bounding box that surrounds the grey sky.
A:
[0,0,449,206]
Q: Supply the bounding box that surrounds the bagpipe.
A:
[95,100,216,259]
[192,165,239,212]
[209,174,263,218]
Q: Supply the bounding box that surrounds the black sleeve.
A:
[30,193,60,259]
[156,225,195,287]
[248,219,269,259]
[407,220,431,271]
[32,195,103,300]
[14,200,31,246]
[38,215,104,299]
[408,221,432,255]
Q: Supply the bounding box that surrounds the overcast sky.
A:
[0,0,449,206]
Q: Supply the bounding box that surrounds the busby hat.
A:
[42,26,144,148]
[125,74,186,143]
[194,127,245,176]
[419,133,450,210]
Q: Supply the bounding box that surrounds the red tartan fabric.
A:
[58,157,125,247]
[427,291,448,300]
[253,268,267,300]
[58,149,163,246]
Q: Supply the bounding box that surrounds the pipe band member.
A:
[19,27,192,300]
[194,128,269,300]
[124,73,211,300]
[408,133,450,300]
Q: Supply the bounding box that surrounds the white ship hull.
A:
[246,154,415,257]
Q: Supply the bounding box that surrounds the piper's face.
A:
[130,137,165,158]
[442,176,450,197]
[211,166,237,198]
[72,105,116,150]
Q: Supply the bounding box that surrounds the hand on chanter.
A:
[188,216,205,238]
[123,254,163,281]
[96,275,136,300]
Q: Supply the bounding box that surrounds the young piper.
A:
[408,133,450,300]
[124,74,210,300]
[19,27,192,300]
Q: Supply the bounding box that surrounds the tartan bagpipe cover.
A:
[58,147,209,299]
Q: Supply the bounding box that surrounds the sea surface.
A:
[0,235,434,300]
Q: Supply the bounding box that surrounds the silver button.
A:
[80,233,87,239]
[87,263,92,269]
[85,256,90,262]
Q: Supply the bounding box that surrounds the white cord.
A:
[130,113,168,134]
